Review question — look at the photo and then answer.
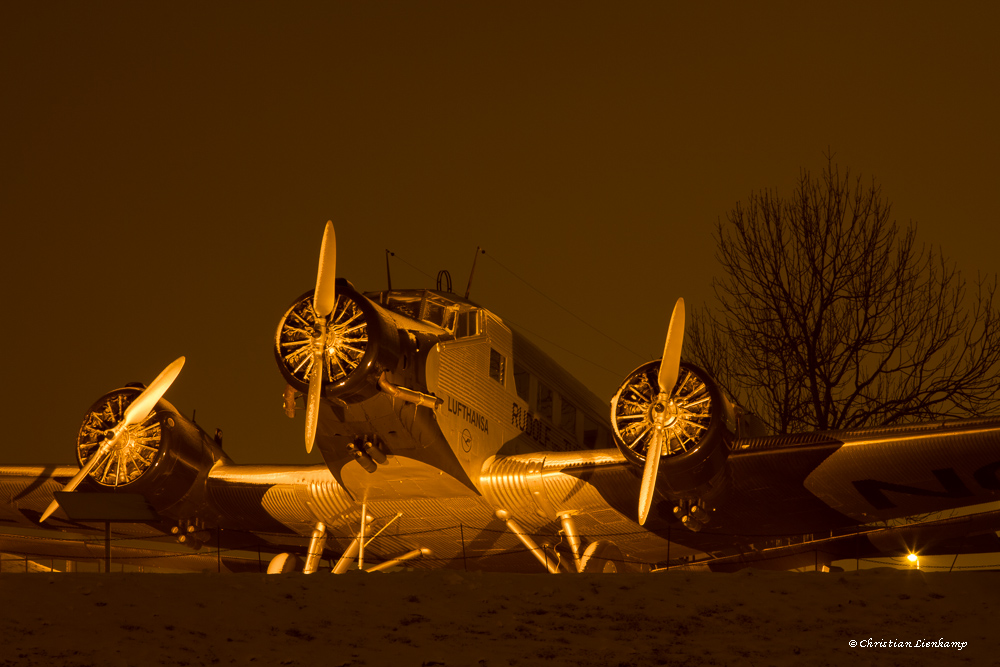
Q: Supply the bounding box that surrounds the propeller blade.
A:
[657,298,685,396]
[313,221,337,318]
[637,429,664,526]
[122,356,186,428]
[39,499,61,523]
[306,221,336,451]
[304,349,323,453]
[39,439,114,522]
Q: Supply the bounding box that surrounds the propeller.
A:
[304,221,337,453]
[637,297,684,526]
[40,356,186,523]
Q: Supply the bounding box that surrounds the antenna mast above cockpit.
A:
[385,249,393,290]
[464,246,484,299]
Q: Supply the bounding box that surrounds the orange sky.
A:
[2,3,998,464]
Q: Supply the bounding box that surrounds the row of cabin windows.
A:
[511,361,608,449]
[377,293,609,449]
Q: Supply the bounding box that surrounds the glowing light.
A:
[907,553,917,562]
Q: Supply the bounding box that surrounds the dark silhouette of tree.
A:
[690,160,1000,435]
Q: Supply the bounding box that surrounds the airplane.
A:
[3,221,1000,574]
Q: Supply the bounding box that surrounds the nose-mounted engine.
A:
[611,359,734,529]
[274,280,400,404]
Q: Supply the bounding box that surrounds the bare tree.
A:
[690,160,1000,435]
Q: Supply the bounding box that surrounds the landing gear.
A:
[497,509,626,573]
[264,506,426,574]
[303,522,327,574]
[496,510,564,573]
[559,513,583,572]
[332,510,374,573]
[267,552,303,574]
[579,541,622,573]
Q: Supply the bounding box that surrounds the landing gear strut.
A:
[496,509,563,573]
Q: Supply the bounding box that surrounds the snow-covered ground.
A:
[1,569,996,667]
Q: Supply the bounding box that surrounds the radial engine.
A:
[73,386,228,519]
[609,361,735,530]
[274,280,404,405]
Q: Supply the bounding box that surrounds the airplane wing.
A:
[472,415,1000,572]
[0,462,336,572]
[668,509,1000,572]
[6,420,999,575]
[0,458,456,573]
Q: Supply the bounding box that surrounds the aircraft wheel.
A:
[580,541,622,573]
[267,552,303,574]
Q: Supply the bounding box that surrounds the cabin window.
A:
[513,363,529,402]
[583,415,606,449]
[537,382,553,422]
[456,310,480,338]
[489,348,506,384]
[559,399,576,433]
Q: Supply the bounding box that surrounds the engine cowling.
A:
[274,279,400,403]
[610,361,732,499]
[76,387,224,518]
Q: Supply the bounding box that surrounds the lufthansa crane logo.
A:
[460,429,473,453]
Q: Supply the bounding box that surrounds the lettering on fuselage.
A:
[852,462,1000,510]
[447,397,488,434]
[511,402,575,451]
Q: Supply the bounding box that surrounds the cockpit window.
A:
[385,293,422,321]
[426,301,456,330]
[380,290,475,335]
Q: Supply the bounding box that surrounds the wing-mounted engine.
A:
[611,361,732,501]
[274,279,401,404]
[609,299,737,530]
[72,386,227,519]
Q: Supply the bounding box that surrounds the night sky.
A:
[3,3,998,465]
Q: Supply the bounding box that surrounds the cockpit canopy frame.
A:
[367,289,482,338]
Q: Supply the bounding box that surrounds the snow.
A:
[1,568,996,666]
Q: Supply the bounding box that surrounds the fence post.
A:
[459,523,468,571]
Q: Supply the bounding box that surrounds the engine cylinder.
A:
[610,362,732,497]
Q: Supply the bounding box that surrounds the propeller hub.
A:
[650,396,680,427]
[113,429,134,451]
[103,426,129,448]
[79,387,169,487]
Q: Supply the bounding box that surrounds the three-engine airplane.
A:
[3,222,1000,574]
